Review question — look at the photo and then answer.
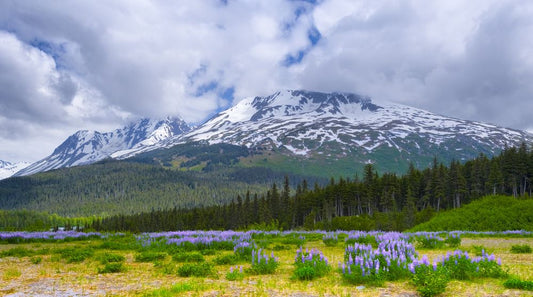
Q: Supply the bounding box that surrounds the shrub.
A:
[172,252,204,263]
[247,249,278,275]
[97,253,125,264]
[293,247,330,280]
[55,247,94,263]
[177,262,215,277]
[437,250,506,280]
[226,265,245,281]
[475,252,507,278]
[134,251,166,263]
[213,253,239,265]
[281,234,306,246]
[444,253,476,280]
[416,233,444,249]
[345,233,377,247]
[503,277,533,291]
[98,263,126,274]
[411,263,449,297]
[470,245,489,256]
[510,244,532,254]
[340,262,385,286]
[322,232,338,247]
[341,239,417,285]
[444,233,461,248]
[234,241,255,261]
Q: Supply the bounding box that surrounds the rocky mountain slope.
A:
[14,117,191,176]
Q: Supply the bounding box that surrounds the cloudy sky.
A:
[1,0,532,163]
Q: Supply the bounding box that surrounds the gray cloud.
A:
[300,0,533,131]
[0,0,532,162]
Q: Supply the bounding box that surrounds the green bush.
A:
[55,247,94,263]
[444,254,477,280]
[97,253,125,264]
[345,234,377,247]
[98,262,126,274]
[177,262,215,277]
[213,254,239,265]
[281,234,306,246]
[470,245,489,256]
[172,252,204,263]
[322,232,338,247]
[412,264,449,297]
[410,195,533,232]
[135,252,167,263]
[247,249,278,275]
[416,234,444,249]
[510,244,532,254]
[294,266,316,281]
[293,248,331,281]
[340,264,385,287]
[503,277,533,291]
[477,258,507,278]
[444,233,461,248]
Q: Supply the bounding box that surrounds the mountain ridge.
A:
[13,117,191,177]
[144,90,532,161]
[0,160,31,180]
[11,90,533,177]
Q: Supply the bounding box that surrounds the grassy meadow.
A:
[0,231,532,296]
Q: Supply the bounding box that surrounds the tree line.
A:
[93,143,533,232]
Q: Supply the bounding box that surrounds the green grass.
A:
[410,195,533,232]
[503,277,533,291]
[97,262,127,274]
[0,233,531,296]
[143,281,206,296]
[134,251,167,263]
[510,244,532,254]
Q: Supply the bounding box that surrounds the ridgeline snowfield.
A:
[0,230,532,296]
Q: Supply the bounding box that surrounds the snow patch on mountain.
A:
[174,90,531,156]
[0,160,31,180]
[14,117,191,176]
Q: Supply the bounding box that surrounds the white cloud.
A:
[0,0,532,162]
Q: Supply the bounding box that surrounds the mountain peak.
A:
[0,160,31,180]
[181,89,532,159]
[15,116,191,176]
[246,90,382,122]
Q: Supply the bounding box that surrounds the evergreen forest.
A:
[93,144,533,232]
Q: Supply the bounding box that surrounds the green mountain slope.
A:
[410,195,533,232]
[0,143,326,217]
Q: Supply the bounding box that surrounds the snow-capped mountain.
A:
[0,160,31,180]
[12,90,533,177]
[169,90,532,162]
[14,117,191,176]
